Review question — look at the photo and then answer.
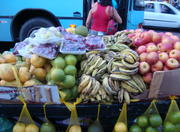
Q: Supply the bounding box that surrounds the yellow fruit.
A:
[25,124,39,132]
[0,56,5,63]
[23,79,42,87]
[30,54,46,68]
[69,125,82,132]
[19,67,31,83]
[3,53,16,63]
[13,122,26,132]
[0,64,15,81]
[114,122,127,132]
[44,63,52,72]
[0,80,18,87]
[33,68,47,81]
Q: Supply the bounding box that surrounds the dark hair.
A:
[99,0,112,6]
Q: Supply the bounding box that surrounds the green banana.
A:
[124,80,143,93]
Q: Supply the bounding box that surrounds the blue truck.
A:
[0,0,144,42]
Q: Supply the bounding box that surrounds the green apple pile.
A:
[47,54,79,101]
[129,114,162,132]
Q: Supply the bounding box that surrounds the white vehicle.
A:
[143,1,180,30]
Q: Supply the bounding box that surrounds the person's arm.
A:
[86,9,92,28]
[113,8,122,24]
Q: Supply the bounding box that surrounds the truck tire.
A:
[19,17,54,41]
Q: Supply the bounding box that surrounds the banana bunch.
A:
[103,31,132,47]
[78,75,112,103]
[80,54,107,80]
[79,41,146,104]
[102,74,146,104]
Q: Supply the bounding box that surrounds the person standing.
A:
[86,0,122,36]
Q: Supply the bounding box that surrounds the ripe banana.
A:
[78,75,90,93]
[124,90,130,104]
[110,74,131,81]
[124,80,143,93]
[82,77,93,95]
[103,76,116,95]
[121,82,139,93]
[121,59,139,69]
[132,74,146,90]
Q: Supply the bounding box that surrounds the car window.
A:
[145,3,155,12]
[160,4,175,14]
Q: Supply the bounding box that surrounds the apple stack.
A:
[128,29,180,84]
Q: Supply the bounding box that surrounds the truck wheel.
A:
[19,17,54,41]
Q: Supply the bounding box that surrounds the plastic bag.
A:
[88,104,104,132]
[63,98,82,132]
[12,96,39,132]
[17,96,34,124]
[113,103,128,132]
[129,100,162,132]
[163,99,180,132]
[40,103,56,132]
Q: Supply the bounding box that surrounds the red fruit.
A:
[139,62,150,75]
[137,46,146,54]
[143,72,153,84]
[146,52,159,65]
[174,41,180,50]
[160,42,173,52]
[146,44,158,53]
[159,52,169,63]
[163,66,170,71]
[140,52,148,62]
[169,49,180,60]
[162,36,174,45]
[166,58,179,69]
[171,35,180,42]
[151,61,163,72]
[152,32,161,44]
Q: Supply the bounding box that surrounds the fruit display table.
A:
[0,99,178,131]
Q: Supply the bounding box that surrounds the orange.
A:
[149,114,162,127]
[137,115,149,128]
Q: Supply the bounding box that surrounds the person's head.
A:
[99,0,112,6]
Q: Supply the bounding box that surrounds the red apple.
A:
[143,72,153,84]
[166,58,179,69]
[139,62,150,75]
[163,66,170,71]
[162,36,174,45]
[169,49,180,60]
[152,32,161,44]
[146,52,159,65]
[160,42,173,52]
[151,61,163,72]
[165,32,173,36]
[157,43,162,51]
[145,42,154,47]
[137,46,146,54]
[174,41,180,50]
[146,44,158,52]
[140,52,148,62]
[159,52,169,63]
[171,35,180,42]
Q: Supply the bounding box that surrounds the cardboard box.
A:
[148,68,180,98]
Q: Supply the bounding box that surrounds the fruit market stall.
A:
[0,26,180,132]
